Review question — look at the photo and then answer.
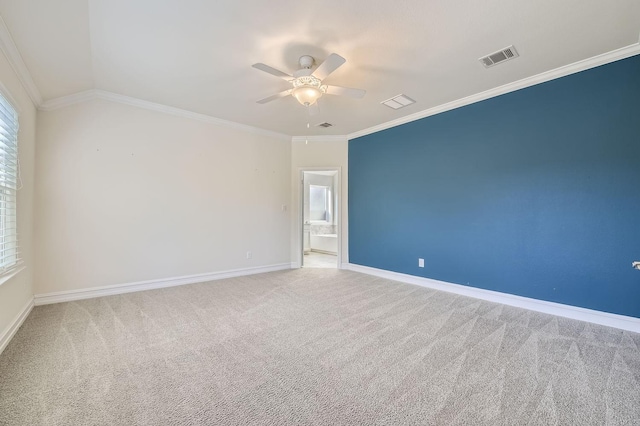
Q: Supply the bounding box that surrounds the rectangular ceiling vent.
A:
[479,45,519,68]
[381,94,416,110]
[316,122,333,128]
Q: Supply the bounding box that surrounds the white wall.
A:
[0,51,36,338]
[291,138,348,266]
[35,99,291,295]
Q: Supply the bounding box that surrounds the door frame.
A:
[296,167,342,269]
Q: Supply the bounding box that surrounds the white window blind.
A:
[0,93,19,273]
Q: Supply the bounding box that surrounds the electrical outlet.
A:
[246,251,252,259]
[418,258,424,268]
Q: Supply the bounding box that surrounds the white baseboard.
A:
[344,263,640,333]
[291,262,300,269]
[0,298,34,355]
[34,263,292,306]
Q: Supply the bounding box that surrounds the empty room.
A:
[0,0,639,424]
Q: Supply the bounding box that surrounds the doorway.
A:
[299,168,341,269]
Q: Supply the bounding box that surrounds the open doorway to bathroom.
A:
[300,169,340,269]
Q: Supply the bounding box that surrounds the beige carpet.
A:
[1,268,639,425]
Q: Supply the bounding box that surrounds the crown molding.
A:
[291,135,348,143]
[39,89,291,141]
[37,89,97,111]
[348,42,640,140]
[0,16,43,106]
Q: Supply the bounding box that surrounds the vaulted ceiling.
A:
[0,0,638,136]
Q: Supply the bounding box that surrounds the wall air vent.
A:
[316,122,333,128]
[381,94,416,110]
[479,45,519,68]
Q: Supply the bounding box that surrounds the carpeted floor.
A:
[1,268,639,425]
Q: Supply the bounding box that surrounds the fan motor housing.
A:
[298,55,314,69]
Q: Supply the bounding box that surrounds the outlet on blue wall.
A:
[349,55,640,318]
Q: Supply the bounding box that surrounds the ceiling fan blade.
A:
[256,90,291,104]
[307,103,320,116]
[312,53,346,80]
[325,85,366,99]
[252,63,292,81]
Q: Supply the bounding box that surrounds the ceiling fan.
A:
[252,53,366,115]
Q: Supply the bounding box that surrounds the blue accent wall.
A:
[349,55,640,318]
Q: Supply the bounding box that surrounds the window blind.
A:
[0,93,19,273]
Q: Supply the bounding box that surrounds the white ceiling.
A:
[0,0,638,137]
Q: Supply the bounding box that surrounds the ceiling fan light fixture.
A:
[291,75,326,106]
[292,86,323,106]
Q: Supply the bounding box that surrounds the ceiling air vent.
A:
[316,122,333,128]
[381,94,416,110]
[479,45,519,68]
